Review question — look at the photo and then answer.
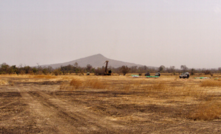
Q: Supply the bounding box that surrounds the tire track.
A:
[29,91,125,133]
[18,87,80,134]
[28,91,107,133]
[0,101,19,109]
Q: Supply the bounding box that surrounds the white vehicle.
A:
[179,72,190,79]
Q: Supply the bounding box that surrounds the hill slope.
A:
[40,54,146,68]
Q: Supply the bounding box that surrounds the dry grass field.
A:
[0,74,221,133]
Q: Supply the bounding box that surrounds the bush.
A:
[190,69,195,75]
[204,70,211,75]
[120,66,130,75]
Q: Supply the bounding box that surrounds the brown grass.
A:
[121,83,131,91]
[31,75,56,79]
[57,75,221,121]
[84,79,106,89]
[151,82,167,91]
[188,101,221,120]
[0,79,8,85]
[70,78,83,89]
[200,80,221,87]
[60,78,107,90]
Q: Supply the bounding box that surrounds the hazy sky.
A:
[1,0,221,68]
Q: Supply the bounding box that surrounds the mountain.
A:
[40,54,147,68]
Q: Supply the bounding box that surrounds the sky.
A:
[0,0,221,69]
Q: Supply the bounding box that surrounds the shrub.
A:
[120,66,130,76]
[204,70,211,75]
[190,69,195,75]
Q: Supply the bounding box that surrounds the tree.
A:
[42,69,48,75]
[130,66,137,73]
[47,66,53,73]
[23,66,32,74]
[74,62,78,67]
[181,65,188,72]
[0,63,9,74]
[190,68,195,75]
[86,64,92,72]
[120,66,130,75]
[218,67,221,73]
[53,69,62,76]
[158,65,165,72]
[8,65,17,74]
[204,70,211,75]
[32,67,38,74]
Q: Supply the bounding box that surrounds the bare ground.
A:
[0,76,221,134]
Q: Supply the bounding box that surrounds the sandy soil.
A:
[0,75,221,134]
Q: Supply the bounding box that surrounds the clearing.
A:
[0,74,221,133]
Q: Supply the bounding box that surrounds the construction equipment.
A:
[95,61,112,75]
[104,61,112,75]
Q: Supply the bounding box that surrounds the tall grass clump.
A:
[85,79,106,89]
[200,80,221,87]
[188,101,221,120]
[60,78,107,91]
[70,78,83,89]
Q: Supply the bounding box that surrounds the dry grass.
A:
[60,82,70,90]
[84,79,106,89]
[200,80,221,87]
[150,82,167,91]
[30,75,56,79]
[70,78,83,89]
[0,79,8,85]
[57,75,221,121]
[60,78,106,90]
[188,101,221,120]
[120,83,131,91]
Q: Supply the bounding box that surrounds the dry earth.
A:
[0,75,221,134]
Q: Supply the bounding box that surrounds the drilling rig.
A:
[94,60,112,75]
[104,60,112,75]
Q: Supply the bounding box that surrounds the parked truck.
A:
[179,72,189,79]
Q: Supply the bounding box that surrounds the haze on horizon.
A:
[1,0,221,69]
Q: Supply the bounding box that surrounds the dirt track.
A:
[1,77,221,133]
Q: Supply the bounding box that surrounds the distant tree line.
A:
[0,62,221,76]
